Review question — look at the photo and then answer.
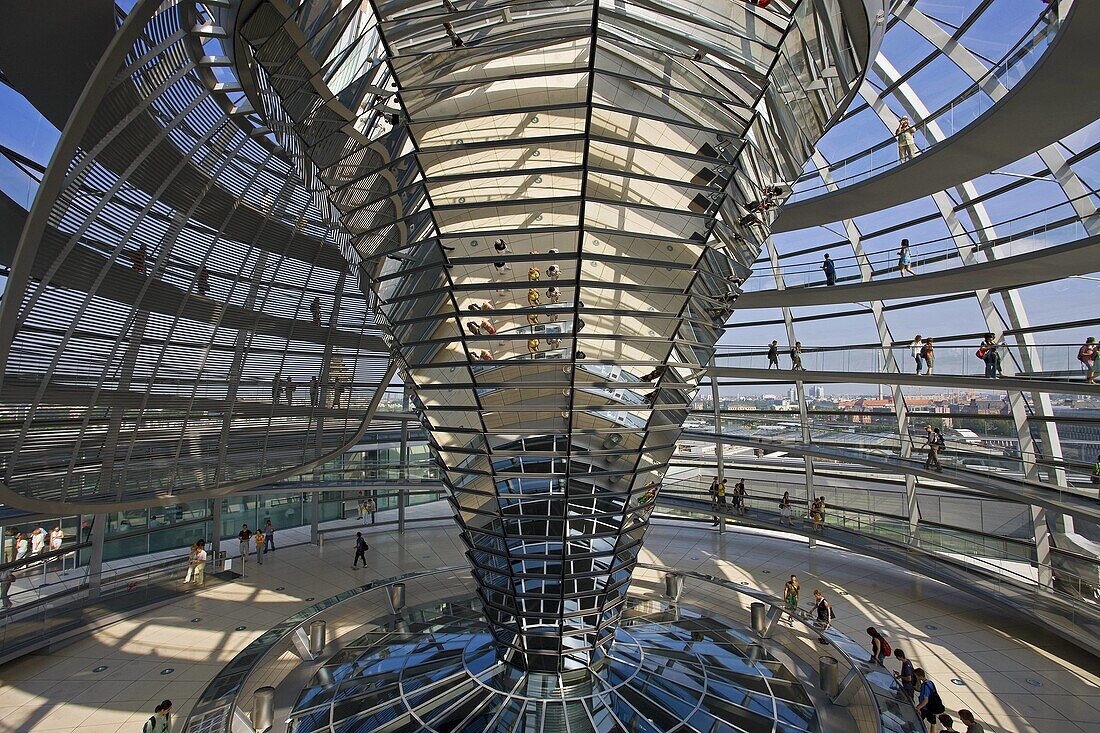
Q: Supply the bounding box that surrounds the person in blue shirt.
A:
[821,254,836,286]
[915,668,946,731]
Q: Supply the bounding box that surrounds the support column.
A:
[310,491,320,545]
[399,386,410,533]
[87,514,106,599]
[211,499,222,562]
[710,373,725,534]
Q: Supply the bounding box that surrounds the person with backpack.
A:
[767,340,779,369]
[921,338,935,376]
[811,589,834,638]
[353,531,369,568]
[821,254,836,286]
[866,627,890,665]
[915,668,946,731]
[893,648,916,702]
[142,699,172,733]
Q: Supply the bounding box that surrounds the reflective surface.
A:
[241,0,875,671]
[288,597,819,733]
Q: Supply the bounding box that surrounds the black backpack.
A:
[926,684,945,714]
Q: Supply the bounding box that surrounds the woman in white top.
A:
[192,540,208,585]
[30,529,46,555]
[910,335,924,375]
[49,527,64,553]
[896,117,919,162]
[14,534,28,561]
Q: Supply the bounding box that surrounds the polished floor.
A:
[0,513,1097,733]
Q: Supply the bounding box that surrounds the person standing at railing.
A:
[895,117,920,162]
[767,340,779,369]
[14,533,27,562]
[810,497,825,533]
[979,334,1002,378]
[911,335,925,375]
[898,239,915,277]
[717,479,727,513]
[263,518,276,554]
[790,342,805,371]
[821,254,836,286]
[1078,337,1097,383]
[779,491,792,526]
[921,338,935,376]
[733,479,747,516]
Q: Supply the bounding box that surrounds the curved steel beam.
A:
[771,0,1100,233]
[708,365,1100,397]
[681,430,1100,524]
[737,233,1100,308]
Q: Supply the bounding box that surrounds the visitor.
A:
[783,574,800,625]
[30,527,46,556]
[717,478,727,512]
[898,238,915,276]
[309,376,319,407]
[254,528,265,564]
[263,519,276,553]
[197,266,210,296]
[528,265,540,282]
[896,117,919,162]
[810,496,824,533]
[131,244,147,274]
[363,497,377,524]
[547,286,561,304]
[810,589,833,638]
[866,627,890,665]
[779,491,792,526]
[353,531,368,568]
[921,338,935,376]
[767,340,779,369]
[285,377,296,405]
[310,296,322,326]
[14,533,28,561]
[923,425,942,472]
[709,477,720,525]
[1,566,15,609]
[272,373,282,404]
[1091,454,1100,495]
[480,320,495,335]
[733,479,747,516]
[142,700,172,733]
[527,288,540,306]
[2,529,13,563]
[790,341,805,371]
[911,335,924,375]
[238,524,252,561]
[938,714,957,732]
[1078,337,1097,383]
[979,334,1002,378]
[191,540,207,585]
[49,525,64,555]
[527,338,540,354]
[821,254,836,286]
[957,710,984,733]
[914,668,946,731]
[894,648,916,702]
[547,264,560,279]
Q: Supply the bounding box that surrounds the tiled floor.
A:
[0,517,1097,733]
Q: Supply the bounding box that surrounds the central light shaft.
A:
[244,0,872,672]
